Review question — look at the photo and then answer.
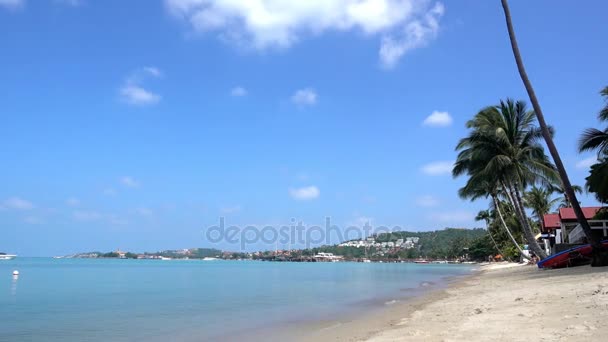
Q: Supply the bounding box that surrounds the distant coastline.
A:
[59,227,491,264]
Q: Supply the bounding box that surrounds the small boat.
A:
[414,259,429,264]
[0,253,17,260]
[537,240,608,269]
[159,256,172,260]
[202,257,218,261]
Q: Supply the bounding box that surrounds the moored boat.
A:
[0,253,17,260]
[537,240,608,269]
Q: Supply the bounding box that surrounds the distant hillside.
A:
[375,228,487,258]
[310,228,489,260]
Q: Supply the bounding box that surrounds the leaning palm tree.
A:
[501,0,607,266]
[454,99,557,259]
[548,182,583,208]
[524,186,559,230]
[476,210,507,259]
[578,86,608,155]
[457,170,529,260]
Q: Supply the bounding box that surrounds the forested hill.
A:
[310,228,490,260]
[375,228,487,257]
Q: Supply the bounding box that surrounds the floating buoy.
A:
[12,270,19,276]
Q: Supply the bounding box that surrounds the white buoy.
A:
[12,270,19,276]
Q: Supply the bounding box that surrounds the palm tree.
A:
[456,166,529,260]
[579,86,608,155]
[523,186,559,230]
[476,210,506,259]
[455,99,556,259]
[586,158,608,204]
[579,87,608,205]
[548,182,583,208]
[500,0,607,266]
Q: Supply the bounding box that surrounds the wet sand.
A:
[280,263,608,342]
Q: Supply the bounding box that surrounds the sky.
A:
[1,0,606,256]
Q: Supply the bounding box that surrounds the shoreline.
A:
[238,266,479,342]
[266,263,608,341]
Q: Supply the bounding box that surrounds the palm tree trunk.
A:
[492,195,529,260]
[501,180,547,259]
[487,225,508,261]
[500,0,608,266]
[513,184,547,258]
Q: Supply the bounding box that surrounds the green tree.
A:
[523,185,559,229]
[579,86,608,205]
[548,182,583,208]
[578,86,608,155]
[454,99,557,259]
[585,156,608,204]
[501,0,607,266]
[475,210,505,258]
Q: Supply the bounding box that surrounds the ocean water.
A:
[0,258,473,341]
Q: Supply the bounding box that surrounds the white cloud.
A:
[576,156,598,169]
[0,0,24,10]
[422,110,452,127]
[120,85,161,106]
[120,176,140,188]
[416,195,439,207]
[66,197,81,207]
[120,67,162,106]
[72,210,102,221]
[165,0,444,67]
[103,188,117,196]
[379,2,444,68]
[55,0,82,6]
[421,161,453,175]
[291,88,317,106]
[108,215,129,226]
[3,197,34,210]
[347,215,373,227]
[431,210,474,224]
[24,216,44,224]
[135,207,154,217]
[289,185,320,200]
[231,86,248,97]
[220,205,242,214]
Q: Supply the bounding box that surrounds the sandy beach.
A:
[288,264,608,342]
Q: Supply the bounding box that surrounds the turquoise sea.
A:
[0,258,474,341]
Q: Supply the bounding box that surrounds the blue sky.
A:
[1,0,606,256]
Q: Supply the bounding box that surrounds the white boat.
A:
[160,256,172,260]
[202,257,218,261]
[0,253,17,260]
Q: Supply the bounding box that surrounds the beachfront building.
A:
[542,206,608,253]
[313,252,343,262]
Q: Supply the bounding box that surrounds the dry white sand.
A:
[289,263,608,342]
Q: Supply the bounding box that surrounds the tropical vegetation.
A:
[453,99,557,259]
[501,0,608,266]
[579,86,608,204]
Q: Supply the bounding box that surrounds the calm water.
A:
[0,258,473,341]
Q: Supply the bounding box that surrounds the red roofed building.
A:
[542,213,561,232]
[542,206,607,245]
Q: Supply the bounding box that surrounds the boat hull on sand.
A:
[537,240,608,269]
